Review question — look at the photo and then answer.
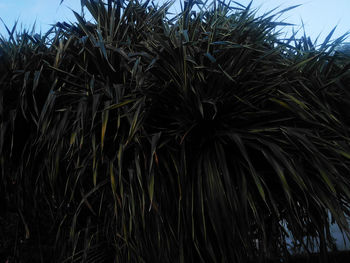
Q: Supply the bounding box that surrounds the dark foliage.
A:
[1,0,350,262]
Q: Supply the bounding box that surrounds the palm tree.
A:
[1,1,350,262]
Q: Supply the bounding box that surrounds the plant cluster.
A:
[1,0,350,262]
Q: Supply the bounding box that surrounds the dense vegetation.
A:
[1,0,350,262]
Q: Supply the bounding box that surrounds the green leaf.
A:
[321,26,337,50]
[148,168,155,203]
[101,106,109,151]
[204,52,216,63]
[336,150,350,159]
[110,162,116,195]
[104,99,136,110]
[230,134,266,202]
[320,170,336,193]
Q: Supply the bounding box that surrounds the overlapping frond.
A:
[1,1,350,262]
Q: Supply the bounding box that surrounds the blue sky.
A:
[0,0,349,44]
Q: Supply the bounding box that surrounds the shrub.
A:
[1,0,350,262]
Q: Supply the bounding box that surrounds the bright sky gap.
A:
[0,0,349,44]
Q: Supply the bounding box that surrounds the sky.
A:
[0,0,349,44]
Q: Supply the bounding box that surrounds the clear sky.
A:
[0,0,349,44]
